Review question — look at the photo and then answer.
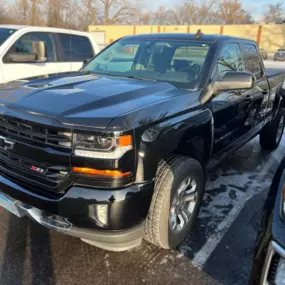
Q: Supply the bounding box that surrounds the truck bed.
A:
[264,60,285,92]
[264,60,285,76]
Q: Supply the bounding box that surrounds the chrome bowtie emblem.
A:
[0,135,15,151]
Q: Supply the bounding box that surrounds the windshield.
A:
[82,38,210,89]
[0,28,16,46]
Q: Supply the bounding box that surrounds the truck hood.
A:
[0,72,189,129]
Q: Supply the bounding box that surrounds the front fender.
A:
[135,108,213,182]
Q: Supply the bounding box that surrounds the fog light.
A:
[89,204,109,227]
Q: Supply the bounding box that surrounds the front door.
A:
[211,42,254,155]
[241,43,269,128]
[1,32,59,83]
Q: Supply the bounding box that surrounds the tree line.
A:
[0,0,284,31]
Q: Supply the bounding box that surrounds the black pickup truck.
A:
[0,33,285,252]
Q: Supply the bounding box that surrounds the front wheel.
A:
[260,108,285,150]
[144,155,205,249]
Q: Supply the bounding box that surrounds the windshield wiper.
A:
[122,75,157,82]
[82,71,157,82]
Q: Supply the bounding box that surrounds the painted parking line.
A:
[192,141,285,268]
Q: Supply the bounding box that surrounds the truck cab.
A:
[0,25,99,84]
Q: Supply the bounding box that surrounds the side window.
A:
[56,33,70,61]
[215,43,244,79]
[4,32,56,63]
[57,34,94,62]
[242,44,263,80]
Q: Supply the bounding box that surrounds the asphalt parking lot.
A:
[0,134,285,285]
[0,60,285,285]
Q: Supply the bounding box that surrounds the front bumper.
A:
[0,175,154,251]
[0,192,144,251]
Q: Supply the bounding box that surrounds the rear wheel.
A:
[260,108,285,150]
[144,155,205,249]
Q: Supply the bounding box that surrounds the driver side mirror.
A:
[213,71,254,92]
[8,41,47,63]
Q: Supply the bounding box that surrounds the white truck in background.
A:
[0,25,99,84]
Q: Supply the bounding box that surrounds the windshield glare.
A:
[83,39,210,88]
[0,28,16,46]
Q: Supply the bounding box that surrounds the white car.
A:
[0,25,99,84]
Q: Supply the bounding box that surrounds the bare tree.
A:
[138,10,152,24]
[74,0,98,30]
[2,0,255,28]
[0,0,15,24]
[242,10,254,24]
[30,0,42,25]
[152,6,168,24]
[98,0,141,24]
[0,0,6,23]
[46,0,63,27]
[9,0,29,24]
[7,0,43,25]
[151,0,254,25]
[180,0,219,24]
[219,0,255,24]
[263,2,285,24]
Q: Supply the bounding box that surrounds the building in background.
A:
[89,24,285,55]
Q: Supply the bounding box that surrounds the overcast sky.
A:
[145,0,279,21]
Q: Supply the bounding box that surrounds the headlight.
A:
[73,133,133,159]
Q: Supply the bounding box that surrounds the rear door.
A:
[2,32,59,82]
[55,33,95,74]
[241,43,270,127]
[211,42,254,155]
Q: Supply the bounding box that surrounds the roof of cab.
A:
[123,33,256,43]
[0,25,27,30]
[0,24,90,36]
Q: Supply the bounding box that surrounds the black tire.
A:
[144,154,205,249]
[260,108,285,150]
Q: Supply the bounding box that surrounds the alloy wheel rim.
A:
[169,177,197,233]
[276,116,284,144]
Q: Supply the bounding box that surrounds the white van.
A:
[0,25,99,84]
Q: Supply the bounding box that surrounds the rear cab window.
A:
[242,43,264,80]
[214,43,244,80]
